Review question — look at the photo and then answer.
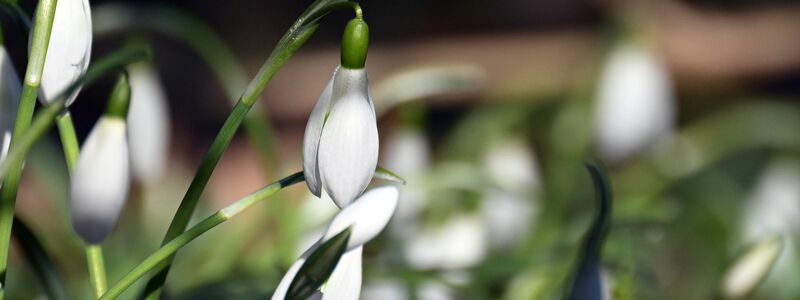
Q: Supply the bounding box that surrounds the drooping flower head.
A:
[127,62,171,182]
[70,73,131,244]
[39,0,92,105]
[271,185,399,300]
[594,41,674,163]
[303,17,378,208]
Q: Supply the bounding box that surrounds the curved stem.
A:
[0,0,58,294]
[99,172,304,300]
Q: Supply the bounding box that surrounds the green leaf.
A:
[374,166,406,184]
[286,228,352,300]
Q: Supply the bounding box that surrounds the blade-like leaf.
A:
[287,228,352,300]
[565,161,613,300]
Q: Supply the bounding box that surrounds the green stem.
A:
[55,112,79,171]
[86,244,108,298]
[141,1,359,297]
[100,172,304,300]
[0,0,57,294]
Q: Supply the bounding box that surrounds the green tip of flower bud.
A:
[341,18,369,69]
[106,72,131,118]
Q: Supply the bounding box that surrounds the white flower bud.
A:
[70,117,130,243]
[303,66,379,208]
[39,0,92,105]
[127,63,171,182]
[594,42,674,163]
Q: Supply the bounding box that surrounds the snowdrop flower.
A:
[0,47,21,165]
[594,41,674,163]
[271,186,399,300]
[127,62,171,182]
[39,0,92,105]
[482,189,535,249]
[70,74,130,244]
[303,17,378,208]
[382,128,429,227]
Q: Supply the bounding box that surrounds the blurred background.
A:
[3,0,800,299]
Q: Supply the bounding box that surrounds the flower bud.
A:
[39,0,92,106]
[303,66,379,208]
[70,74,131,244]
[127,63,171,182]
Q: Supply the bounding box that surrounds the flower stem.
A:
[141,1,359,297]
[100,172,304,300]
[55,112,79,170]
[0,0,57,294]
[86,244,108,298]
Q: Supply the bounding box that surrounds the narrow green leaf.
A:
[286,228,352,300]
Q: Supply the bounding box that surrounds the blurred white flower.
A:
[482,137,540,193]
[417,281,455,300]
[38,0,92,105]
[70,117,130,243]
[720,237,784,300]
[362,280,408,300]
[383,128,430,225]
[743,160,800,240]
[0,47,21,165]
[127,62,171,183]
[303,66,379,208]
[594,42,674,163]
[482,189,535,249]
[404,215,488,270]
[272,186,399,300]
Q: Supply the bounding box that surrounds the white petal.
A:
[303,67,338,197]
[270,254,308,300]
[70,117,130,243]
[0,47,21,165]
[322,246,362,300]
[127,62,171,182]
[322,186,398,250]
[318,68,378,207]
[38,0,92,105]
[594,43,673,163]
